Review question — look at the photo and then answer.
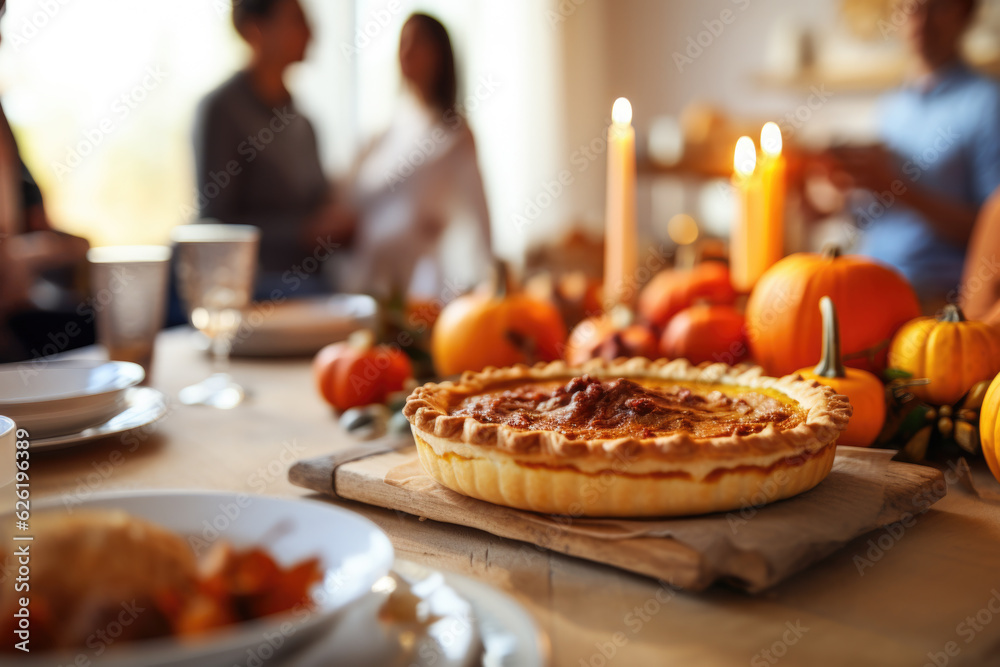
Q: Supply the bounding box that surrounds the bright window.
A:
[0,0,568,261]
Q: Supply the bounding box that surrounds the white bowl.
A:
[11,490,394,667]
[0,361,144,437]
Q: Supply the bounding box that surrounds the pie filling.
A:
[450,375,804,440]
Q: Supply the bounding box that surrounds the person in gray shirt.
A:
[192,0,351,298]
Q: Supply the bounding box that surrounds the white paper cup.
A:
[87,245,172,379]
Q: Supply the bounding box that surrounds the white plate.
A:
[29,386,169,452]
[0,359,144,405]
[285,561,482,667]
[445,568,549,667]
[280,561,548,667]
[230,294,378,357]
[0,360,144,437]
[14,491,395,667]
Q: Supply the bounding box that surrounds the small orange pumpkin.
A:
[431,262,567,376]
[564,306,660,366]
[637,261,735,330]
[796,297,884,447]
[314,330,413,411]
[979,371,1000,483]
[659,304,748,365]
[746,246,920,376]
[888,304,1000,406]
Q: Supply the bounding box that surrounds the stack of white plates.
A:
[0,360,166,449]
[230,294,379,357]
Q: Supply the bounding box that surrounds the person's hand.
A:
[54,230,90,263]
[825,144,900,194]
[305,200,357,247]
[0,242,33,313]
[8,229,88,269]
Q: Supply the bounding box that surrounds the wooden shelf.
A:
[754,56,1000,94]
[637,157,732,180]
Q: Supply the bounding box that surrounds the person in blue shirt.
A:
[829,0,1000,305]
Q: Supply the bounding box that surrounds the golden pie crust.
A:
[403,358,852,517]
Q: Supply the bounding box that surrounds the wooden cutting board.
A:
[289,442,946,592]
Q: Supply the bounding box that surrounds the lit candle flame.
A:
[734,136,756,178]
[761,122,782,158]
[611,97,632,126]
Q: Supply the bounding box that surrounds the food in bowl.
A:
[0,509,321,653]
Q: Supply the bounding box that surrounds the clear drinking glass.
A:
[171,223,260,409]
[86,245,172,382]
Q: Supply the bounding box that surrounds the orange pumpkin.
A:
[979,371,1000,483]
[888,304,1000,406]
[659,304,748,365]
[314,330,413,411]
[432,263,567,376]
[746,246,920,377]
[565,307,659,366]
[638,261,735,330]
[796,297,884,447]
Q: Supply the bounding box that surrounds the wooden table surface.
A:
[31,329,1000,667]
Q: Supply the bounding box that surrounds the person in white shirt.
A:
[338,13,492,301]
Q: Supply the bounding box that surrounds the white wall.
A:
[551,0,890,244]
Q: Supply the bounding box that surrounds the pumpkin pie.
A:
[403,358,852,517]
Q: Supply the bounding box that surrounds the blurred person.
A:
[0,0,92,362]
[959,185,1000,321]
[827,0,1000,306]
[336,13,492,301]
[192,0,349,299]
